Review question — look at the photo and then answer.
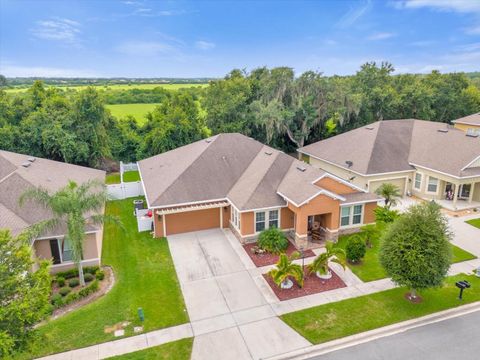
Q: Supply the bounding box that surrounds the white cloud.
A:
[336,0,372,28]
[465,24,480,35]
[0,64,100,77]
[367,32,396,40]
[393,0,480,13]
[115,41,177,56]
[31,18,81,44]
[195,41,215,50]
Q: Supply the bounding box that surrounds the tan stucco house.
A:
[0,150,106,273]
[453,112,480,136]
[298,119,480,212]
[138,133,379,246]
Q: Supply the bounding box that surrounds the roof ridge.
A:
[150,135,219,205]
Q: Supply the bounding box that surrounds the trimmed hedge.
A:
[95,269,105,280]
[84,273,94,282]
[56,276,65,287]
[258,227,289,254]
[68,278,80,288]
[59,287,71,297]
[346,236,367,263]
[51,280,100,309]
[55,266,100,279]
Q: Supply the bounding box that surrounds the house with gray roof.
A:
[0,150,106,272]
[298,119,480,211]
[138,133,380,246]
[453,112,480,136]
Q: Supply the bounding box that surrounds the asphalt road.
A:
[311,309,480,360]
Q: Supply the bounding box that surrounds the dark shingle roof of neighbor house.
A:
[138,133,377,209]
[298,119,480,178]
[453,113,480,126]
[0,150,105,236]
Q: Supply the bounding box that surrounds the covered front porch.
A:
[440,181,480,211]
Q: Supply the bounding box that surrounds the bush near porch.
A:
[282,274,480,345]
[14,198,188,359]
[334,230,477,282]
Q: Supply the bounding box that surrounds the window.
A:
[427,176,439,193]
[459,184,471,199]
[352,205,362,225]
[340,205,364,227]
[62,238,73,262]
[255,212,266,232]
[414,173,422,190]
[269,210,279,228]
[231,207,240,230]
[340,207,350,227]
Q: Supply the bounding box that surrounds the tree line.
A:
[1,62,479,169]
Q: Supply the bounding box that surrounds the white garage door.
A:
[369,178,406,195]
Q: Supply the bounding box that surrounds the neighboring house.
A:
[138,133,379,246]
[0,150,106,273]
[453,112,480,136]
[298,119,480,211]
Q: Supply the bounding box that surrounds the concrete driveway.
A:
[167,229,311,360]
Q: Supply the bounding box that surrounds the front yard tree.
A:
[379,202,451,300]
[0,230,51,357]
[21,180,115,286]
[375,182,401,209]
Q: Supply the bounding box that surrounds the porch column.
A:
[162,214,167,237]
[220,207,223,229]
[453,183,459,210]
[469,183,475,203]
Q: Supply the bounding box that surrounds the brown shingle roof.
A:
[453,113,480,126]
[138,133,353,210]
[299,119,480,178]
[0,150,105,236]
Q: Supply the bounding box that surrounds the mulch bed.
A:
[243,241,316,267]
[263,268,346,301]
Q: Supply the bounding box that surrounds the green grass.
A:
[282,274,480,345]
[466,218,480,229]
[15,198,188,359]
[106,103,160,123]
[5,83,208,93]
[335,233,477,282]
[106,171,141,184]
[109,338,193,360]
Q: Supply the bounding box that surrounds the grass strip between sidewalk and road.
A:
[15,198,188,359]
[282,274,480,345]
[109,338,193,360]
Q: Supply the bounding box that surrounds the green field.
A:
[4,83,208,93]
[106,103,160,123]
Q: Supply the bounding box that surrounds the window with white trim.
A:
[255,209,281,232]
[414,173,422,190]
[255,212,266,232]
[427,176,439,193]
[231,207,240,230]
[340,204,364,227]
[62,238,73,262]
[269,210,279,228]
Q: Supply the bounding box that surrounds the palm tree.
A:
[308,241,346,279]
[20,179,118,286]
[269,252,304,289]
[375,183,401,209]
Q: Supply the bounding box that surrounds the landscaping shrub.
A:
[346,236,367,263]
[51,293,63,307]
[63,292,80,305]
[258,227,289,254]
[56,276,65,287]
[55,266,99,279]
[84,266,99,275]
[95,269,105,280]
[68,278,80,288]
[59,287,71,297]
[84,273,95,282]
[79,280,99,297]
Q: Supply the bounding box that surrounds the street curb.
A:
[264,300,480,360]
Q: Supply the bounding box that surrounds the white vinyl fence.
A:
[106,161,144,200]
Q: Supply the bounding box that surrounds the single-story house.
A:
[453,112,480,136]
[0,150,106,273]
[298,119,480,211]
[138,133,379,246]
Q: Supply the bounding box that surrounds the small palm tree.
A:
[20,179,119,286]
[308,241,346,279]
[375,183,401,209]
[269,252,304,289]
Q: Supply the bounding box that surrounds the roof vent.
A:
[27,157,36,162]
[365,126,374,130]
[296,165,306,172]
[466,128,479,137]
[21,162,31,168]
[466,132,479,138]
[264,151,273,156]
[437,128,448,133]
[345,160,353,168]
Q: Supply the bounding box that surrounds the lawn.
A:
[5,83,208,93]
[335,233,477,282]
[15,198,188,359]
[110,338,193,360]
[282,274,480,345]
[466,218,480,229]
[106,171,141,184]
[106,103,160,123]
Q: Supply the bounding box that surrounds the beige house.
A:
[0,150,106,273]
[138,133,380,247]
[453,112,480,135]
[298,119,480,212]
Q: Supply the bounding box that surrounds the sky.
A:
[1,0,480,78]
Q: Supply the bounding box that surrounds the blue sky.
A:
[1,0,479,78]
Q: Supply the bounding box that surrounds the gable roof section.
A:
[0,150,105,236]
[453,113,480,126]
[299,119,480,178]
